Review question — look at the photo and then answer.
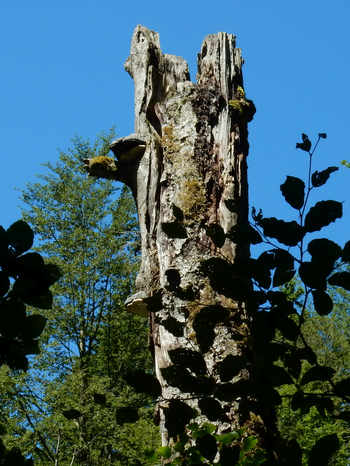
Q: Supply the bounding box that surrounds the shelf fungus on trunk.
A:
[82,155,118,180]
[110,134,146,161]
[83,133,146,195]
[86,24,284,463]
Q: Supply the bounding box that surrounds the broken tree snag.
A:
[114,24,280,460]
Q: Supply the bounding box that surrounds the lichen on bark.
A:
[85,24,284,463]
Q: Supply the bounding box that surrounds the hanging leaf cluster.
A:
[248,133,349,463]
[0,220,61,371]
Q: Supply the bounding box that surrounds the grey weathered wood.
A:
[84,25,280,457]
[121,24,257,446]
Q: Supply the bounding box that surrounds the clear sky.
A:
[1,1,349,249]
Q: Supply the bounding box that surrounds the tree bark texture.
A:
[86,25,281,460]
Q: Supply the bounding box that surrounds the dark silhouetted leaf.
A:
[267,290,292,307]
[252,207,263,222]
[250,257,271,289]
[280,176,305,210]
[291,391,333,416]
[334,377,350,397]
[283,439,302,466]
[0,299,26,338]
[301,366,335,385]
[252,311,275,344]
[299,262,327,289]
[296,133,311,152]
[312,290,333,315]
[267,342,291,362]
[259,217,304,246]
[161,222,187,239]
[227,224,262,245]
[196,434,217,461]
[268,365,294,386]
[334,410,350,422]
[318,133,327,139]
[273,249,295,269]
[220,445,240,465]
[295,347,317,365]
[164,400,196,439]
[205,223,226,248]
[41,263,62,287]
[304,200,342,232]
[22,339,40,355]
[342,240,350,262]
[248,225,263,244]
[116,406,139,425]
[198,398,226,421]
[256,385,282,406]
[273,267,295,287]
[308,238,342,262]
[0,271,10,296]
[273,315,299,341]
[291,391,304,412]
[62,408,82,420]
[22,315,47,339]
[256,250,275,269]
[283,353,302,379]
[314,397,334,416]
[93,393,106,405]
[124,370,161,396]
[16,252,45,275]
[24,289,53,310]
[248,290,268,308]
[311,166,338,187]
[6,220,34,255]
[309,434,339,466]
[328,271,350,290]
[308,238,341,275]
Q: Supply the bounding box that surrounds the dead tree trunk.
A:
[85,25,281,462]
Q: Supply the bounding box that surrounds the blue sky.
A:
[1,1,349,249]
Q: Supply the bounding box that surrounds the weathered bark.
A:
[85,25,281,462]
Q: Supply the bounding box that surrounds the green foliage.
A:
[0,220,60,371]
[0,131,160,464]
[146,423,267,465]
[0,219,60,464]
[277,301,350,465]
[251,132,349,464]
